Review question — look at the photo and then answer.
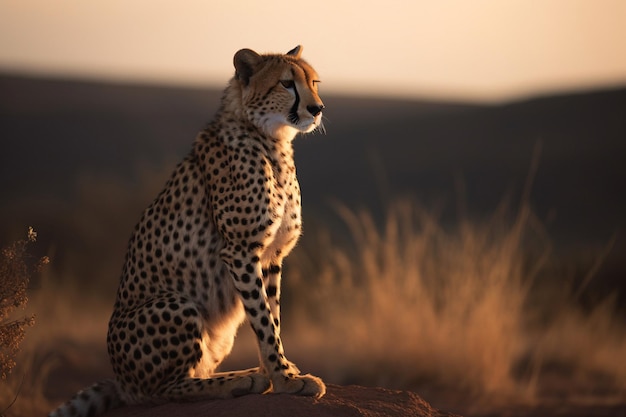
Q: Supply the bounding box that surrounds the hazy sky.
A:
[1,0,625,101]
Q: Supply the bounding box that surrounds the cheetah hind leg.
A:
[209,368,271,397]
[160,368,270,400]
[212,367,324,398]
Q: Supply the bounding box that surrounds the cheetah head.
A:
[233,45,325,141]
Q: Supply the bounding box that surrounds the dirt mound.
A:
[103,384,461,417]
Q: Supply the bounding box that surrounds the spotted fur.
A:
[49,45,325,417]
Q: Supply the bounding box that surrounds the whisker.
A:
[314,120,326,135]
[316,116,328,135]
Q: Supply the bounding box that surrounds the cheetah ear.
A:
[234,48,262,86]
[286,45,303,59]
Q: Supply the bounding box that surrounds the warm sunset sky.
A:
[1,0,625,101]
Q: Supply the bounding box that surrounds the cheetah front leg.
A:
[262,260,300,375]
[220,246,325,398]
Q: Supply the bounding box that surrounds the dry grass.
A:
[285,197,626,408]
[288,199,541,400]
[0,270,112,416]
[0,228,50,416]
[0,226,112,416]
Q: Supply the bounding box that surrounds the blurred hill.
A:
[0,74,625,297]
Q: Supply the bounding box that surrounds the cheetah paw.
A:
[231,373,271,397]
[282,359,301,375]
[271,374,326,398]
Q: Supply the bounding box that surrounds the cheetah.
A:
[49,45,326,417]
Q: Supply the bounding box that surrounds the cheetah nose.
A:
[306,104,325,117]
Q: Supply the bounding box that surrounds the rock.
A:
[103,384,461,417]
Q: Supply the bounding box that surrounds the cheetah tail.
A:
[48,379,124,417]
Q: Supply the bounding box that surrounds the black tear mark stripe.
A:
[288,68,300,125]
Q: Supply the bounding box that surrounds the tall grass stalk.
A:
[0,228,50,416]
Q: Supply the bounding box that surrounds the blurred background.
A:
[1,1,625,416]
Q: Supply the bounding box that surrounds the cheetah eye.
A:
[280,80,295,90]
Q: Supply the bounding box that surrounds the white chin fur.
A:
[262,114,321,139]
[299,121,317,133]
[299,113,323,133]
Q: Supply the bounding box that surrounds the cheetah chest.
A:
[263,172,302,261]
